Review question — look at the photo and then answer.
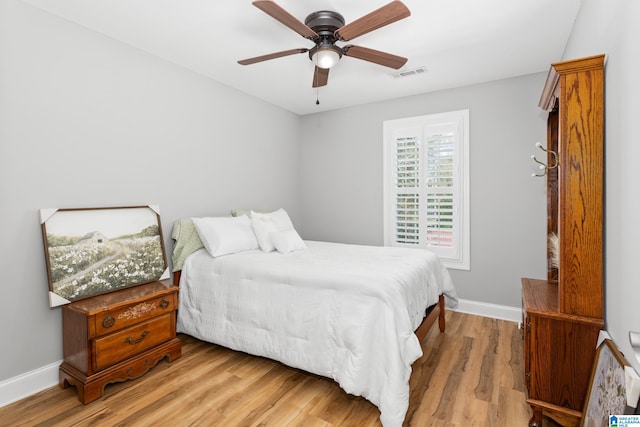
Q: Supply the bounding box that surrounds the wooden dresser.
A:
[522,54,605,427]
[59,280,182,403]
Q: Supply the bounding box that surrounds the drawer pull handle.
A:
[160,298,170,309]
[124,330,149,345]
[102,316,116,328]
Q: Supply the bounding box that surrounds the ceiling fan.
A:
[238,1,411,88]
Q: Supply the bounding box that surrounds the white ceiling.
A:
[21,0,581,116]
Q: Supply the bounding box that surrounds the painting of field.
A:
[41,206,167,303]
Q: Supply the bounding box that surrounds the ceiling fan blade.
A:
[252,0,318,39]
[238,48,309,65]
[343,45,407,69]
[335,1,410,41]
[312,67,329,88]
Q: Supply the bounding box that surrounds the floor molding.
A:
[0,360,60,408]
[452,298,522,324]
[0,299,522,408]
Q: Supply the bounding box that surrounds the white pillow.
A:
[250,209,294,252]
[270,228,306,254]
[191,216,258,257]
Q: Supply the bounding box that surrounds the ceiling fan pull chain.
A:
[314,57,320,105]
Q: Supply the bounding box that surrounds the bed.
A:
[171,211,458,427]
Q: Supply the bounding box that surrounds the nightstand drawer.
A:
[93,313,173,371]
[95,293,176,336]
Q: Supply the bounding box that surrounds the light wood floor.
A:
[0,311,556,426]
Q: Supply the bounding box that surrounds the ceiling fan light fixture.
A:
[310,44,342,69]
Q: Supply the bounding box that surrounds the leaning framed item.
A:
[581,338,637,426]
[40,205,169,307]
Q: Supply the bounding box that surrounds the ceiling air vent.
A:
[390,66,427,79]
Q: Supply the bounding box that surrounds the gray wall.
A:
[298,74,549,308]
[562,0,640,372]
[0,0,300,381]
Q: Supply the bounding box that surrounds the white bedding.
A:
[176,240,457,427]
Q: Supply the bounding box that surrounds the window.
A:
[383,110,469,270]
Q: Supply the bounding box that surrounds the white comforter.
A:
[177,240,457,427]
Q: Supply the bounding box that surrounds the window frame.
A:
[383,109,470,270]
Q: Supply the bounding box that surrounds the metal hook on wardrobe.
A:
[531,142,559,177]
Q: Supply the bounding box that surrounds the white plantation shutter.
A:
[383,110,469,270]
[395,194,419,244]
[394,134,421,244]
[424,126,455,251]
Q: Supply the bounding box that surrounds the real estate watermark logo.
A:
[611,415,640,427]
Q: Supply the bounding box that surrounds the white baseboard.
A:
[0,299,522,409]
[0,360,60,408]
[451,298,522,324]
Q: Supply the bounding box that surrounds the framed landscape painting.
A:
[40,205,169,307]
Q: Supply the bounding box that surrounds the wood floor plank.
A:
[432,335,474,420]
[0,311,554,426]
[474,327,499,402]
[509,323,526,392]
[224,368,307,425]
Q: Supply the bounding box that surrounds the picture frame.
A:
[40,205,169,307]
[581,338,636,427]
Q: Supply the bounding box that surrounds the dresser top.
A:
[64,281,177,314]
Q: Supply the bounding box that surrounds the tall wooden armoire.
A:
[522,54,605,427]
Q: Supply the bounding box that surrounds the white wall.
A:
[562,0,640,372]
[0,0,300,383]
[298,73,549,308]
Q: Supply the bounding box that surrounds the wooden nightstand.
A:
[59,280,182,404]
